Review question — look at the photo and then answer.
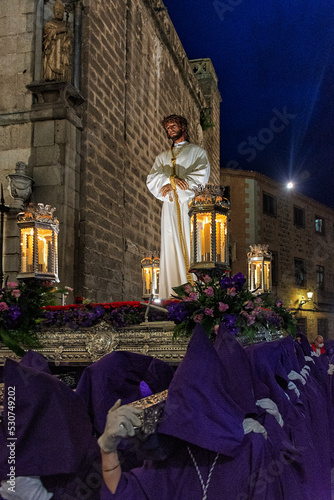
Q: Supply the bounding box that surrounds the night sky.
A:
[163,0,334,208]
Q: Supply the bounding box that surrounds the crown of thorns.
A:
[162,115,188,129]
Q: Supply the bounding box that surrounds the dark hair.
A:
[161,115,190,142]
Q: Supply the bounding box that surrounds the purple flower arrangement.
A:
[167,272,296,341]
[41,302,168,330]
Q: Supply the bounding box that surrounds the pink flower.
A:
[276,301,282,307]
[241,310,256,326]
[214,324,219,334]
[184,284,193,294]
[251,307,261,317]
[194,313,203,323]
[11,289,21,298]
[243,300,254,310]
[7,282,18,289]
[204,307,214,317]
[0,302,9,311]
[255,297,262,304]
[189,293,198,301]
[219,302,229,312]
[204,287,214,297]
[227,287,236,297]
[203,275,212,284]
[42,281,54,287]
[246,316,256,326]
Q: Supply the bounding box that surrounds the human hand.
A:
[256,398,284,427]
[160,183,173,197]
[98,399,143,453]
[242,418,267,439]
[0,477,53,500]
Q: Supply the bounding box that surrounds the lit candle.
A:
[204,217,210,260]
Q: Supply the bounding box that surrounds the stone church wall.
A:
[78,0,221,301]
[0,0,221,302]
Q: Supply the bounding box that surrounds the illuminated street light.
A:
[287,182,294,189]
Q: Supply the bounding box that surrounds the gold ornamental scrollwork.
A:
[0,322,188,366]
[86,331,119,361]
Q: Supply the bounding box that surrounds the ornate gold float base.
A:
[0,321,189,366]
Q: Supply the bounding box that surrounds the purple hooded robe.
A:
[214,325,313,500]
[246,338,331,500]
[0,356,101,500]
[100,325,288,500]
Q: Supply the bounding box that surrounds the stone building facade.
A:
[0,0,221,301]
[222,168,334,340]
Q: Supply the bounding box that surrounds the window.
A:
[293,206,305,228]
[316,265,324,288]
[263,192,276,217]
[296,317,307,336]
[294,258,306,287]
[223,186,230,200]
[315,216,324,234]
[317,318,328,340]
[271,251,278,286]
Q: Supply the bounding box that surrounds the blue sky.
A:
[164,0,334,207]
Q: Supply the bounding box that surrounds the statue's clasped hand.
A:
[159,183,174,197]
[160,176,188,197]
[98,399,144,454]
[170,175,188,191]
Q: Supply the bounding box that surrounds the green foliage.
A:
[0,279,71,356]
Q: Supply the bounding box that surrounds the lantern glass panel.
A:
[142,266,153,296]
[215,213,227,263]
[36,227,53,273]
[190,217,194,263]
[54,232,58,276]
[252,261,263,290]
[152,268,159,295]
[20,227,34,273]
[264,261,271,292]
[196,212,212,262]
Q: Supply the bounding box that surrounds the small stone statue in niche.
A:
[43,0,72,82]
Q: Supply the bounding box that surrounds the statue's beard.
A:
[167,129,183,141]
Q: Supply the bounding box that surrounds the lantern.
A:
[247,244,272,294]
[141,254,160,298]
[17,203,59,281]
[189,185,230,276]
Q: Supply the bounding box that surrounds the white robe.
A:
[147,142,210,299]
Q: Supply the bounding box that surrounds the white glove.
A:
[288,381,300,398]
[0,477,53,500]
[328,364,334,375]
[288,370,306,385]
[97,399,143,453]
[300,367,310,379]
[256,398,284,427]
[304,356,315,364]
[243,418,267,439]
